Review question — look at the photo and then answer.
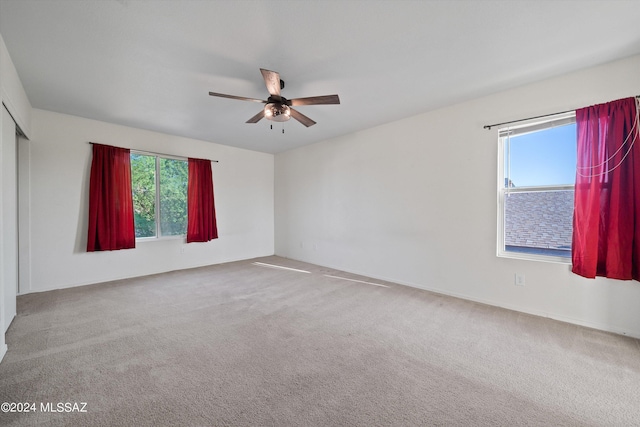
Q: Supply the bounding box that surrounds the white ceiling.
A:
[1,0,640,154]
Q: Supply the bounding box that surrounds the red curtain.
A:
[572,97,640,280]
[87,143,135,251]
[187,158,218,242]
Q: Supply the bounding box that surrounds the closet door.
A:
[2,105,17,332]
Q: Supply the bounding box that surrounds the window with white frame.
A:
[497,112,576,263]
[130,153,188,239]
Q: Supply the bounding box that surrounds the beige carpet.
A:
[1,256,639,426]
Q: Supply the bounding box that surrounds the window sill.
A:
[135,235,186,243]
[497,250,571,265]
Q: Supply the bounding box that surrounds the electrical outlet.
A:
[515,273,525,286]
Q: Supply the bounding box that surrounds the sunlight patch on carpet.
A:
[252,262,311,274]
[324,274,389,288]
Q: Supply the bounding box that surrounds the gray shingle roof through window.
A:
[505,191,574,250]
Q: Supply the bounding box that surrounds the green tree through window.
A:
[159,158,188,236]
[131,153,188,238]
[131,154,156,237]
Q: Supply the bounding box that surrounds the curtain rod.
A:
[88,142,219,163]
[483,95,640,130]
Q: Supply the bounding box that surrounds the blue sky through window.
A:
[506,123,576,187]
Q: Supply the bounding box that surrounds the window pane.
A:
[159,158,188,236]
[504,190,573,258]
[131,154,156,238]
[505,123,576,187]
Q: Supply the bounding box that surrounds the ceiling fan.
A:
[208,68,340,127]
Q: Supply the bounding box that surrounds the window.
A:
[497,112,576,263]
[130,153,188,239]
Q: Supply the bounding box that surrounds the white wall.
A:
[275,54,640,338]
[0,34,31,138]
[22,109,274,293]
[0,33,32,362]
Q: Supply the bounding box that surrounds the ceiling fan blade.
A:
[260,68,281,98]
[246,110,265,124]
[289,108,316,127]
[209,92,266,103]
[289,95,340,106]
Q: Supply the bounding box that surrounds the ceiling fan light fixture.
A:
[264,103,291,122]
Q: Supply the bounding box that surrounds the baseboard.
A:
[276,254,640,340]
[408,284,640,340]
[18,252,275,295]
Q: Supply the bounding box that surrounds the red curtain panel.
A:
[87,143,135,251]
[187,158,218,243]
[572,97,640,280]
